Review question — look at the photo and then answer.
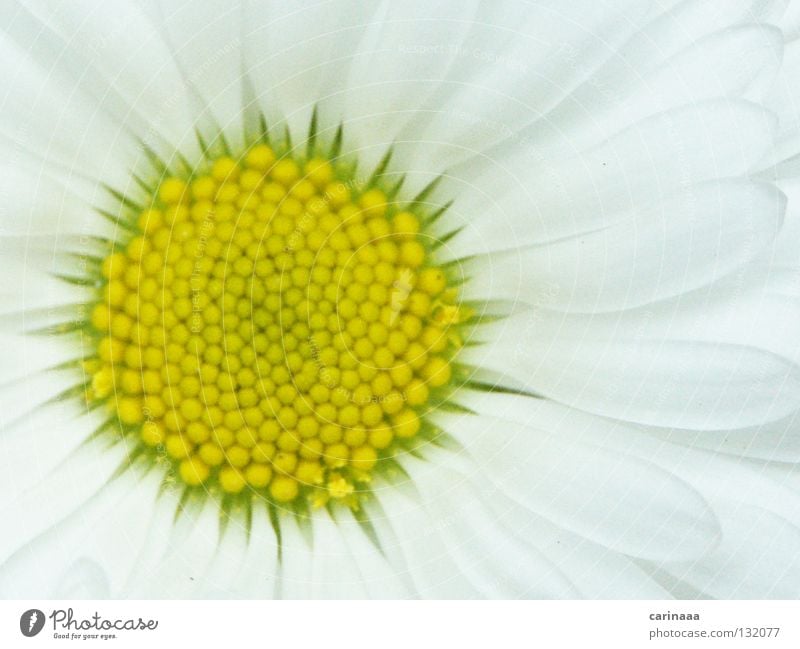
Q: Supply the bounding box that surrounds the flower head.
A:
[81,123,476,518]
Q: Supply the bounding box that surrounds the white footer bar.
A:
[1,600,798,648]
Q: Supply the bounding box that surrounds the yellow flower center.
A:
[85,141,465,509]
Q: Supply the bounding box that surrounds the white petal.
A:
[530,25,782,158]
[134,0,246,147]
[0,438,138,571]
[0,469,162,598]
[661,503,800,598]
[241,0,371,140]
[570,411,800,597]
[402,454,582,597]
[0,36,135,192]
[646,411,800,463]
[391,0,651,175]
[477,488,672,598]
[465,296,800,429]
[432,405,720,562]
[445,100,777,257]
[643,0,787,52]
[364,486,486,598]
[0,398,101,515]
[464,180,784,312]
[779,2,800,39]
[329,511,415,599]
[277,510,412,599]
[275,515,314,598]
[122,496,221,598]
[468,394,800,597]
[0,342,94,434]
[484,395,800,527]
[763,38,800,166]
[226,505,280,597]
[52,559,110,599]
[336,0,480,171]
[421,438,672,596]
[0,163,121,245]
[14,0,198,150]
[0,331,80,384]
[308,513,369,599]
[193,514,258,598]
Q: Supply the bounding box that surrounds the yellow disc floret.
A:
[86,142,466,509]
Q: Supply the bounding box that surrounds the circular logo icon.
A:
[20,609,45,637]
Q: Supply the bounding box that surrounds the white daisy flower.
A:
[1,0,800,599]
